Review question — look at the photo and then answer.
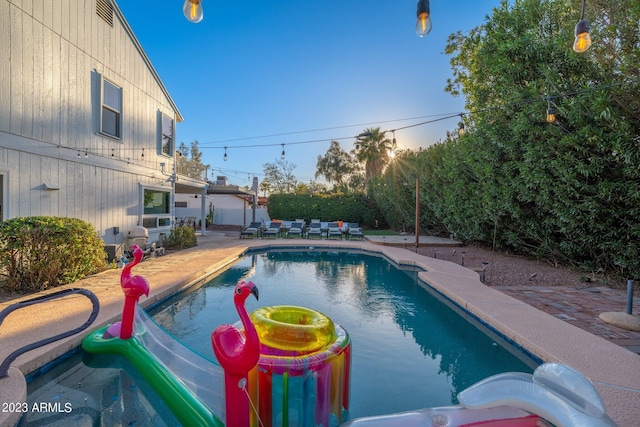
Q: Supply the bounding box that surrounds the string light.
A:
[573,0,592,53]
[189,81,635,161]
[416,0,432,37]
[183,0,203,23]
[223,146,228,161]
[546,97,556,122]
[280,144,286,160]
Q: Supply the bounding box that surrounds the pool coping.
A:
[1,236,638,426]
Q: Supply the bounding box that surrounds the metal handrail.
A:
[0,287,100,378]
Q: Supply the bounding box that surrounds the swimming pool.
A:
[23,248,537,425]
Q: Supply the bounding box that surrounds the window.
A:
[143,189,172,229]
[144,189,170,214]
[161,114,174,156]
[101,79,122,138]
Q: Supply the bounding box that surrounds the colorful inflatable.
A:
[342,362,618,426]
[249,305,351,427]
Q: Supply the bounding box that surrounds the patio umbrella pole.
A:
[415,178,420,251]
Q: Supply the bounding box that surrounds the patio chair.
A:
[327,222,343,240]
[286,222,304,238]
[240,222,262,239]
[307,221,322,239]
[347,223,364,240]
[262,221,282,239]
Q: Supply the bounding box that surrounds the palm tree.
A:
[354,127,392,183]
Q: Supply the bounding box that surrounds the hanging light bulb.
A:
[85,148,88,157]
[458,113,466,136]
[141,148,145,159]
[573,0,591,53]
[391,131,397,150]
[416,0,432,37]
[223,147,228,161]
[546,98,556,123]
[281,144,286,160]
[183,0,203,24]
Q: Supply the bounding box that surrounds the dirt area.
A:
[416,244,615,290]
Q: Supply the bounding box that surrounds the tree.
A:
[315,140,363,192]
[176,141,209,181]
[436,0,640,274]
[259,180,271,197]
[262,159,299,194]
[353,128,392,183]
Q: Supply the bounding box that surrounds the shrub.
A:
[0,216,107,292]
[267,193,385,228]
[162,226,197,250]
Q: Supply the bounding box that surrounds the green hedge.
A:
[0,216,107,292]
[267,193,385,228]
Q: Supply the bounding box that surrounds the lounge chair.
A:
[286,222,304,238]
[307,222,322,239]
[327,222,343,240]
[240,222,262,239]
[262,221,282,239]
[347,223,364,240]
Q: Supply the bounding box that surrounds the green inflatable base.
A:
[82,326,224,427]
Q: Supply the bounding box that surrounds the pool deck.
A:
[1,233,639,427]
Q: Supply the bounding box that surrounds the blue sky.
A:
[117,1,504,187]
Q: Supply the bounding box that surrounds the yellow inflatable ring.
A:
[251,305,337,354]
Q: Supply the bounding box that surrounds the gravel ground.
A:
[416,244,636,293]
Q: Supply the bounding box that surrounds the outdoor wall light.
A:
[573,0,591,53]
[416,0,432,37]
[183,0,204,24]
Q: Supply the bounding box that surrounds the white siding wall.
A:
[0,0,184,244]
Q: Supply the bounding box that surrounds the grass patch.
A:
[362,229,401,236]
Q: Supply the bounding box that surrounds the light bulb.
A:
[416,0,432,37]
[573,19,591,52]
[183,0,203,24]
[416,13,432,37]
[546,108,556,123]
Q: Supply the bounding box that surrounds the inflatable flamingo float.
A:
[104,245,149,339]
[212,280,260,427]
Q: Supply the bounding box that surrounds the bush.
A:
[162,226,197,250]
[267,193,385,228]
[0,216,107,292]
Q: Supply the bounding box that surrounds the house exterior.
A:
[175,176,270,228]
[0,0,207,248]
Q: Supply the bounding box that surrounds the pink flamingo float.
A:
[212,280,260,427]
[104,245,150,339]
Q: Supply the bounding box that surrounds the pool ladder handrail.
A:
[0,287,100,378]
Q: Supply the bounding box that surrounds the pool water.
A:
[23,249,536,425]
